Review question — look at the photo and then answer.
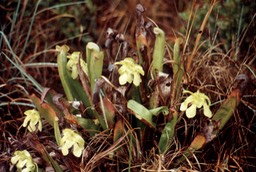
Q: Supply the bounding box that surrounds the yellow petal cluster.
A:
[11,150,36,172]
[115,58,144,86]
[180,90,212,118]
[60,128,85,157]
[22,109,42,132]
[67,52,88,79]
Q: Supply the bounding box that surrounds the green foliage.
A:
[47,0,96,43]
[151,27,165,78]
[127,100,169,129]
[5,1,254,171]
[158,37,184,154]
[179,0,255,52]
[23,25,245,170]
[158,112,178,154]
[86,42,104,92]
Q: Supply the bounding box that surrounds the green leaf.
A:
[86,42,104,92]
[212,89,240,132]
[151,27,165,78]
[56,45,74,101]
[173,38,183,75]
[158,111,178,154]
[128,100,155,128]
[127,100,169,129]
[149,106,169,116]
[76,117,99,132]
[54,118,61,146]
[170,38,184,106]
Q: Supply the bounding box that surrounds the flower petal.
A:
[73,143,83,157]
[62,129,73,138]
[203,103,212,118]
[11,155,19,165]
[180,95,193,111]
[30,117,39,126]
[30,124,37,132]
[126,73,134,83]
[115,58,144,86]
[71,65,78,79]
[119,73,128,85]
[22,167,34,172]
[75,136,85,147]
[81,60,88,75]
[133,73,142,86]
[186,104,197,118]
[61,145,69,156]
[118,66,128,74]
[135,65,144,76]
[180,102,188,111]
[184,95,194,105]
[16,159,27,169]
[67,60,76,70]
[63,140,74,149]
[61,139,74,156]
[22,117,30,128]
[38,121,43,131]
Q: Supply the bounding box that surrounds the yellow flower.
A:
[22,109,42,132]
[180,90,212,118]
[11,150,36,172]
[60,128,85,157]
[115,58,144,86]
[67,51,88,79]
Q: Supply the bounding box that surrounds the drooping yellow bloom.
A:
[180,90,212,118]
[115,58,144,86]
[60,128,85,157]
[67,51,88,79]
[11,150,36,172]
[22,109,42,132]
